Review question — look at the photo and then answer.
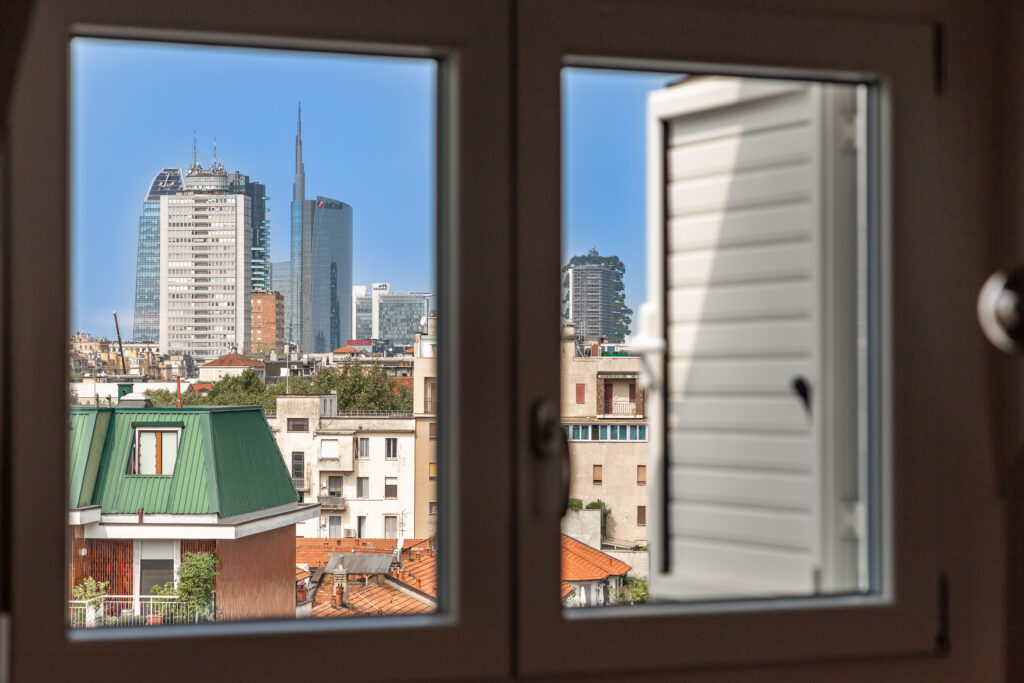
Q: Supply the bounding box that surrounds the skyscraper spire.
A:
[293,102,305,201]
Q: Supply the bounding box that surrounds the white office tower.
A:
[159,143,252,363]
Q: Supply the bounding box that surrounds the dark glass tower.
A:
[289,104,353,353]
[132,167,183,342]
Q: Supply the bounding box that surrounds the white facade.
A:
[159,167,252,363]
[269,394,416,539]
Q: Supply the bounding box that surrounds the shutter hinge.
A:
[1,611,10,683]
[841,499,867,540]
[840,113,859,152]
[936,572,951,655]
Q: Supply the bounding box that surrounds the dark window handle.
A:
[792,376,812,414]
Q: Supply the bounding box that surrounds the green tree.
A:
[561,248,633,342]
[71,576,109,604]
[70,387,79,405]
[615,578,648,605]
[313,362,412,412]
[152,551,219,621]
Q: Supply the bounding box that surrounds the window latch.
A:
[531,398,570,518]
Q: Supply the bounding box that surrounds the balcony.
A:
[319,494,346,510]
[69,595,214,627]
[601,401,638,417]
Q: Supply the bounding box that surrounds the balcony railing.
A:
[602,401,637,416]
[319,494,346,510]
[69,595,214,627]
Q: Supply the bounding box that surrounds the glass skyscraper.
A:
[271,260,293,342]
[132,167,183,342]
[289,105,353,353]
[228,172,270,293]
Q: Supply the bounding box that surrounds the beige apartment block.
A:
[412,317,438,539]
[561,322,648,547]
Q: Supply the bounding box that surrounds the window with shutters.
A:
[637,505,646,527]
[428,462,437,480]
[385,476,398,499]
[385,437,397,459]
[575,383,585,403]
[637,465,646,486]
[356,477,369,499]
[287,418,309,432]
[593,464,602,485]
[328,475,343,496]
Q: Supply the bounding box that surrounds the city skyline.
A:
[72,38,436,339]
[72,40,674,342]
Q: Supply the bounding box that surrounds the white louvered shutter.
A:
[643,76,865,599]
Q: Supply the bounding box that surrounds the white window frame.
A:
[130,427,182,476]
[513,0,952,678]
[9,1,513,681]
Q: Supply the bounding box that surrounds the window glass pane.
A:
[139,431,157,475]
[140,559,175,595]
[161,431,178,474]
[562,65,875,607]
[69,38,441,628]
[572,425,580,440]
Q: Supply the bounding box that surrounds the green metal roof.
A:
[210,408,299,517]
[70,405,297,517]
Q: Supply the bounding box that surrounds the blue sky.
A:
[563,68,680,330]
[71,40,676,339]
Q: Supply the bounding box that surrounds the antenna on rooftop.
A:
[213,136,218,164]
[192,129,197,164]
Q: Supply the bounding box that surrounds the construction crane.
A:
[112,311,127,375]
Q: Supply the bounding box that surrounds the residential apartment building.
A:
[159,151,251,363]
[68,398,317,623]
[251,291,284,353]
[227,171,270,294]
[69,335,183,379]
[197,352,265,382]
[412,316,438,538]
[269,394,416,540]
[289,105,353,353]
[562,250,620,342]
[560,322,647,546]
[132,167,183,343]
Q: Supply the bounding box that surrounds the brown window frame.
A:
[593,464,602,485]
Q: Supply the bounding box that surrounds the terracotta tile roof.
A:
[392,549,437,597]
[202,353,263,368]
[560,534,631,582]
[295,566,310,581]
[333,346,362,354]
[394,376,414,392]
[296,537,428,567]
[561,581,575,600]
[193,382,213,392]
[311,574,434,618]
